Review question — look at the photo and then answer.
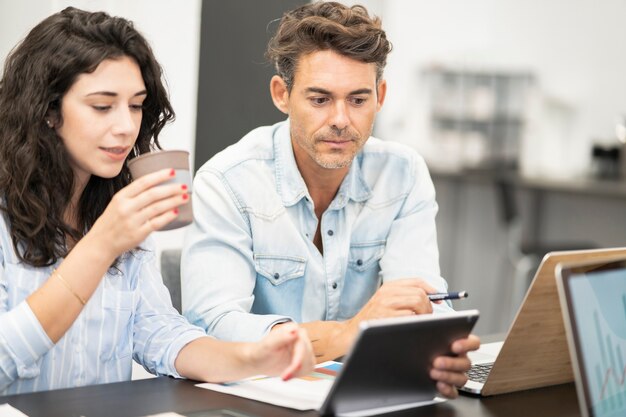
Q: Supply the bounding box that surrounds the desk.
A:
[0,376,580,417]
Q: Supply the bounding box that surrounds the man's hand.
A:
[348,278,438,326]
[299,278,441,363]
[429,334,480,398]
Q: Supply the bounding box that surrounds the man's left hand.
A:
[429,334,480,398]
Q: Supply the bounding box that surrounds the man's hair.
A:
[0,7,174,267]
[266,1,392,92]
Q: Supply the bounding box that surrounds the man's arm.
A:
[280,278,439,362]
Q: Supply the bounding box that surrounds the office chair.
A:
[495,179,596,320]
[160,249,182,313]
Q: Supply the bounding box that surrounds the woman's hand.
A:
[249,322,315,381]
[88,168,188,260]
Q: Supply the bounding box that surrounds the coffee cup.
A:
[127,150,192,231]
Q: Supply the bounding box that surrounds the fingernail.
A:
[170,169,175,176]
[282,373,292,381]
[181,184,188,190]
[173,208,179,215]
[182,194,189,200]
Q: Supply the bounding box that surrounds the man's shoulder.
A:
[360,137,425,173]
[197,123,283,174]
[358,137,431,200]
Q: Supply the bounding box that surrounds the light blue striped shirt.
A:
[0,213,206,395]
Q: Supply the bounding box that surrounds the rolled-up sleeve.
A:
[131,245,206,378]
[0,247,53,391]
[181,168,291,342]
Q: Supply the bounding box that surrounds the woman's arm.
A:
[175,323,314,383]
[27,168,187,343]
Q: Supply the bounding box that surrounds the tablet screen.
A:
[562,266,626,417]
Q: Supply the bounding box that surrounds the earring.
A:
[45,119,53,128]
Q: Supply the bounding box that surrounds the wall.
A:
[370,0,626,179]
[194,0,304,171]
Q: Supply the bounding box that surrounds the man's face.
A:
[271,50,386,173]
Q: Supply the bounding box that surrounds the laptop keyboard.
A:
[466,363,494,383]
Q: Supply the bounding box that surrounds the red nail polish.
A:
[181,184,188,190]
[170,169,175,176]
[173,208,179,215]
[182,194,188,200]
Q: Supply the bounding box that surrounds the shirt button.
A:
[332,282,338,289]
[327,230,334,236]
[273,273,280,279]
[356,259,363,266]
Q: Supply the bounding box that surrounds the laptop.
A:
[461,247,626,396]
[556,256,626,417]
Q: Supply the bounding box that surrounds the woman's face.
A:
[55,56,147,188]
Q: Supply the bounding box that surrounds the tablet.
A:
[556,258,626,417]
[319,310,480,416]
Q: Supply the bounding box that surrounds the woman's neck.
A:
[65,174,90,232]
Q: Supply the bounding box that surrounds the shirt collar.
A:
[274,120,309,206]
[274,119,372,207]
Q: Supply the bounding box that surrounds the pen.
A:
[428,291,468,301]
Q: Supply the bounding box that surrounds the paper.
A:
[0,403,29,417]
[196,361,339,410]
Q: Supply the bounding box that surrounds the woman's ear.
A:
[270,75,290,115]
[45,105,61,129]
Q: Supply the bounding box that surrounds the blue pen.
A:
[428,291,468,301]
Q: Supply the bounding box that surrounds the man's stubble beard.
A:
[296,125,370,170]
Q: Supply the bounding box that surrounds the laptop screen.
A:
[558,260,626,417]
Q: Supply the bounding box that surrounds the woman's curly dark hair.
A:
[0,7,175,267]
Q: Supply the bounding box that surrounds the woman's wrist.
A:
[77,228,119,266]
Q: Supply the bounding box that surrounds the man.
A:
[182,1,479,398]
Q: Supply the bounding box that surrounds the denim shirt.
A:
[182,120,451,342]
[0,213,205,395]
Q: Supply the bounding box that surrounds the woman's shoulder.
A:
[120,236,157,267]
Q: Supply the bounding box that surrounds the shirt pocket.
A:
[348,240,386,272]
[253,254,307,286]
[99,288,135,361]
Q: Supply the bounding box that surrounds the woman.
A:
[0,7,313,395]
